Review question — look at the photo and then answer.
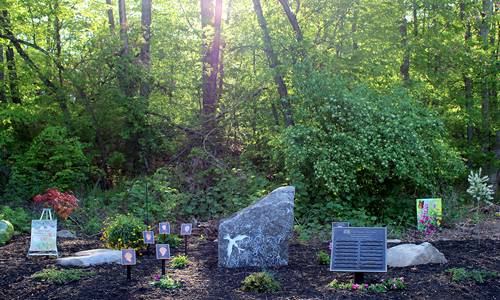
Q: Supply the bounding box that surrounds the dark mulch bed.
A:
[0,235,498,300]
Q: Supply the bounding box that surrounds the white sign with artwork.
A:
[28,209,58,256]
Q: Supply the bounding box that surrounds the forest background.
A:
[0,0,498,239]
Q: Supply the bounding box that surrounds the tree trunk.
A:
[0,45,5,102]
[5,45,20,104]
[106,0,115,33]
[201,0,222,133]
[352,0,358,51]
[253,0,294,127]
[118,0,129,55]
[489,131,500,196]
[412,0,418,36]
[1,10,20,104]
[479,0,492,149]
[217,0,232,102]
[399,16,410,84]
[277,0,303,43]
[461,2,473,145]
[139,0,152,98]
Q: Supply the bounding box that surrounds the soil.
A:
[0,228,499,299]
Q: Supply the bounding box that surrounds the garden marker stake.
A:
[156,244,171,276]
[121,249,136,281]
[180,223,192,256]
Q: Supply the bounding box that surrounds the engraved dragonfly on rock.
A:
[224,234,249,259]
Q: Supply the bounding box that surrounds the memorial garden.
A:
[0,0,499,299]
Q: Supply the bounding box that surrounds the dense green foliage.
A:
[0,0,497,234]
[241,272,281,293]
[4,126,89,203]
[0,205,31,234]
[101,214,147,250]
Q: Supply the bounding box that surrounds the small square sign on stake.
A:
[159,222,171,235]
[143,231,155,244]
[121,249,136,280]
[156,244,171,275]
[180,223,192,256]
[330,227,387,284]
[180,223,192,235]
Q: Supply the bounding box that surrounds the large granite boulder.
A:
[57,249,121,267]
[218,186,295,268]
[387,242,447,267]
[0,220,14,246]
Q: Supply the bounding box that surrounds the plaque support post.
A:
[126,265,132,280]
[354,272,364,284]
[161,259,166,275]
[184,236,188,256]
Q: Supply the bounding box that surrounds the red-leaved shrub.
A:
[33,188,79,220]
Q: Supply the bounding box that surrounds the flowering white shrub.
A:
[466,168,494,203]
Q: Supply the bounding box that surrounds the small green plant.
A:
[170,255,191,269]
[101,214,147,250]
[241,271,280,293]
[328,278,405,293]
[157,233,182,248]
[31,267,95,284]
[316,250,330,265]
[446,268,498,284]
[150,274,182,289]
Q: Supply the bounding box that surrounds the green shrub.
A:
[241,272,280,293]
[101,214,146,250]
[0,206,31,234]
[316,250,330,265]
[31,267,95,284]
[446,268,498,283]
[150,275,182,289]
[157,233,182,248]
[4,126,90,203]
[281,73,465,227]
[170,255,190,269]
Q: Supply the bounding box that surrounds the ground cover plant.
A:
[170,255,191,269]
[316,250,330,265]
[241,271,281,293]
[150,274,183,289]
[446,268,499,284]
[31,267,95,285]
[328,277,406,293]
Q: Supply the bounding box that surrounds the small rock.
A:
[387,242,447,267]
[57,249,121,267]
[57,230,76,238]
[218,186,295,268]
[0,220,14,246]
